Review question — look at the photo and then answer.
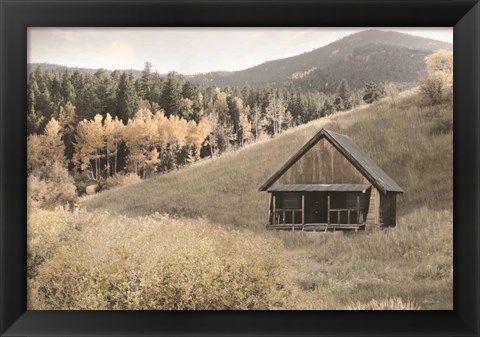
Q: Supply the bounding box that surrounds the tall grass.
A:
[277,207,452,309]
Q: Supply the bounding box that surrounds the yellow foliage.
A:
[28,209,291,310]
[27,118,66,171]
[27,162,77,209]
[420,50,453,104]
[74,116,104,172]
[425,49,453,86]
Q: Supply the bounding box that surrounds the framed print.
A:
[1,0,479,336]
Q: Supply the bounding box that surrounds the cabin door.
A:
[307,192,328,223]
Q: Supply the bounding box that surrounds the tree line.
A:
[27,61,392,194]
[27,62,371,136]
[28,105,211,181]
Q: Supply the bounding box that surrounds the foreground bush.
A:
[28,209,290,310]
[27,162,77,209]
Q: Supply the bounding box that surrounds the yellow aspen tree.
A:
[58,101,77,132]
[421,50,453,104]
[168,115,187,148]
[57,101,78,165]
[154,110,169,153]
[265,94,289,136]
[145,147,160,176]
[27,134,44,172]
[205,99,219,157]
[239,104,253,145]
[142,109,160,177]
[123,108,160,177]
[102,113,116,177]
[251,104,268,141]
[91,114,105,179]
[74,120,95,172]
[166,115,187,168]
[425,49,453,87]
[123,116,145,176]
[42,118,66,167]
[185,118,211,160]
[74,115,104,180]
[111,116,124,175]
[177,97,194,120]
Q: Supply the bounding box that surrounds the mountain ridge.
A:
[29,30,452,92]
[189,30,452,90]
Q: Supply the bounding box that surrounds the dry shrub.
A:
[419,72,447,105]
[27,162,77,209]
[28,209,290,310]
[344,297,421,310]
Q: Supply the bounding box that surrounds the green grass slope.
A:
[83,88,452,231]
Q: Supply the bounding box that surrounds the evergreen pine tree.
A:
[160,72,182,117]
[116,72,138,123]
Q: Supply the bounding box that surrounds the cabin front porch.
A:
[266,184,371,232]
[268,222,365,232]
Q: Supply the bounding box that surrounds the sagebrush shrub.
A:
[27,162,77,209]
[28,209,290,310]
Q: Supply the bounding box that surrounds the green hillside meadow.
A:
[29,88,453,310]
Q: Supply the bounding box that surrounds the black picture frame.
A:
[1,0,478,336]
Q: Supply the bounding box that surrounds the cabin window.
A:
[330,192,367,209]
[281,193,301,209]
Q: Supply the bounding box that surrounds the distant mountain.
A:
[27,63,143,78]
[189,30,452,91]
[28,30,452,93]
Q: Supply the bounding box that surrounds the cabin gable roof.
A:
[258,128,404,194]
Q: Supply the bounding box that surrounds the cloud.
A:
[100,42,135,69]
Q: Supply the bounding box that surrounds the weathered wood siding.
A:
[276,138,369,185]
[379,192,397,226]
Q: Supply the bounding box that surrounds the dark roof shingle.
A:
[267,184,371,192]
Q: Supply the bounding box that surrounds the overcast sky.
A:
[28,27,452,75]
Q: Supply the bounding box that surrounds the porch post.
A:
[272,194,276,225]
[357,195,360,224]
[301,192,305,227]
[267,193,272,225]
[327,194,331,225]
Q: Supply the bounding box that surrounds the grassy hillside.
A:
[35,88,452,310]
[84,88,453,230]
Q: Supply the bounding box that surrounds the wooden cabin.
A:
[259,128,403,232]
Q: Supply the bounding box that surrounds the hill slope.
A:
[83,88,453,230]
[190,30,452,90]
